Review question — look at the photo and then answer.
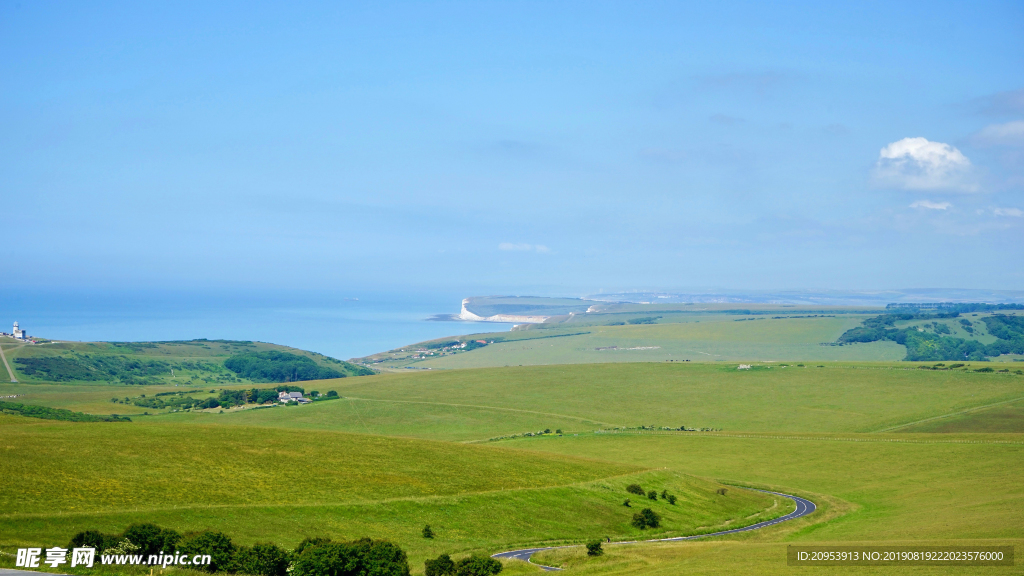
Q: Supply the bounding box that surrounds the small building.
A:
[12,322,25,340]
[279,391,306,403]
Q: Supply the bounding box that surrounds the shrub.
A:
[454,555,502,576]
[424,553,455,576]
[68,530,119,552]
[631,508,661,530]
[178,530,236,573]
[622,498,631,507]
[625,484,645,495]
[292,538,409,576]
[667,495,677,505]
[235,543,290,576]
[647,490,657,500]
[422,525,435,539]
[294,536,332,557]
[660,490,668,500]
[716,488,728,495]
[122,523,180,557]
[585,540,604,556]
[326,390,339,398]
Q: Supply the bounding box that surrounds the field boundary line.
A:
[593,430,1024,446]
[872,395,1024,433]
[343,396,619,427]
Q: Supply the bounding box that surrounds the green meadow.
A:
[2,357,1023,575]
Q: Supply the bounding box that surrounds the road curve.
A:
[492,489,816,571]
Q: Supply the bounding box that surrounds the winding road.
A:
[492,489,816,571]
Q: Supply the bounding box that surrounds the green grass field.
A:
[2,357,1022,575]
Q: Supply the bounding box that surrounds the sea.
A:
[2,288,513,360]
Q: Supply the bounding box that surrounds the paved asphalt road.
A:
[492,489,816,571]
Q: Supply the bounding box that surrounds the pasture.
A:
[2,358,1022,575]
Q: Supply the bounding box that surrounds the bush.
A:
[422,525,435,539]
[294,536,332,557]
[123,523,180,557]
[178,530,236,573]
[235,543,290,576]
[667,495,677,505]
[647,490,657,500]
[454,555,502,576]
[660,490,668,500]
[585,540,604,556]
[292,538,410,576]
[326,390,339,398]
[424,553,455,576]
[622,498,630,507]
[625,484,645,495]
[68,530,119,552]
[631,508,661,530]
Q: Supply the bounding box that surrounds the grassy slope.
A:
[126,363,1024,443]
[520,432,1023,575]
[3,359,1023,575]
[374,316,904,370]
[898,399,1024,433]
[0,414,786,564]
[308,363,1024,437]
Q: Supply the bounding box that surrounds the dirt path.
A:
[0,341,16,382]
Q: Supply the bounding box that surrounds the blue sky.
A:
[2,1,1022,296]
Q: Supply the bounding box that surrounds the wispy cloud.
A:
[498,242,550,253]
[993,207,1023,217]
[910,200,952,210]
[971,120,1024,147]
[872,137,978,192]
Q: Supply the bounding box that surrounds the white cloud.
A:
[993,207,1023,217]
[872,137,978,192]
[909,200,952,210]
[972,120,1024,147]
[498,242,550,252]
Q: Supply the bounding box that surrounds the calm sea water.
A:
[2,289,512,360]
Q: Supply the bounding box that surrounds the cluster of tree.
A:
[423,553,501,576]
[585,541,604,556]
[631,508,661,529]
[217,385,303,407]
[224,351,371,382]
[0,400,130,422]
[14,354,172,383]
[68,525,410,576]
[129,395,212,410]
[836,312,1024,361]
[624,484,677,505]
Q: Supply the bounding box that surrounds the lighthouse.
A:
[13,322,25,340]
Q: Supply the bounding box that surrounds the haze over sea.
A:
[3,288,512,361]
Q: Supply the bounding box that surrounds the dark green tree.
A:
[454,555,502,576]
[178,530,236,573]
[424,553,455,576]
[585,540,604,556]
[631,508,661,530]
